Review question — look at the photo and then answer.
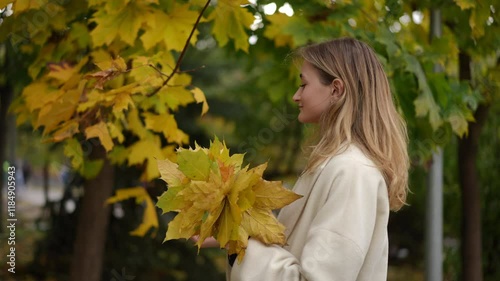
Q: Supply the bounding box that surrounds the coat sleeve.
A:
[228,157,387,281]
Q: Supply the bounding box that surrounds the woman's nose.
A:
[292,90,300,103]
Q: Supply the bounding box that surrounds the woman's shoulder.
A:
[319,144,383,178]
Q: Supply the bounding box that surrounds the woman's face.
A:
[292,61,332,123]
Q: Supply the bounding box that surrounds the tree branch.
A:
[147,0,212,97]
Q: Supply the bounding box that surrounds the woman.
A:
[204,37,409,280]
[227,38,409,281]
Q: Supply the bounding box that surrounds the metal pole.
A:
[426,9,443,281]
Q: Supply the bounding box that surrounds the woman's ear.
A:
[330,78,345,100]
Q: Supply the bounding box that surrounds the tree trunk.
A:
[458,52,487,281]
[0,85,14,234]
[70,145,114,281]
[43,160,49,204]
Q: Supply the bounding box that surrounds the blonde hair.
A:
[295,37,409,211]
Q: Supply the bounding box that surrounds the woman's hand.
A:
[190,235,220,248]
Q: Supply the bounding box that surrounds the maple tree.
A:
[1,0,256,280]
[155,137,301,263]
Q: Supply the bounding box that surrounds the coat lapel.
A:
[277,168,323,238]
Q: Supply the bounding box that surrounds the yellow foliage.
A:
[263,13,295,48]
[85,56,128,90]
[208,0,255,52]
[191,87,209,116]
[0,1,10,9]
[85,122,114,152]
[49,120,79,142]
[35,88,81,135]
[90,2,149,46]
[12,0,44,13]
[11,0,252,182]
[453,0,475,10]
[159,86,196,111]
[106,187,159,237]
[143,112,189,145]
[141,4,200,51]
[127,135,166,181]
[64,138,84,170]
[23,83,62,113]
[156,137,302,262]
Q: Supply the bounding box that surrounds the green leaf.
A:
[81,159,104,179]
[469,3,490,38]
[177,149,211,181]
[108,145,128,165]
[156,185,185,214]
[64,138,83,170]
[446,109,469,137]
[404,54,443,130]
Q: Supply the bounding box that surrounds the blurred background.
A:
[0,0,498,280]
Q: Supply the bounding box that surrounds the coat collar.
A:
[277,158,332,239]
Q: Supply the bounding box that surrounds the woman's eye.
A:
[299,84,306,88]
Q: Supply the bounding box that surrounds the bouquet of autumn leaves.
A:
[156,138,302,263]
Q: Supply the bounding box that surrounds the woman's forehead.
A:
[300,61,317,78]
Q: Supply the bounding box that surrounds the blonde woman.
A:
[225,37,410,280]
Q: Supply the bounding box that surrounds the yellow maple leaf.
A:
[208,0,254,52]
[49,120,79,142]
[126,107,149,139]
[113,92,135,115]
[90,2,148,47]
[157,158,186,187]
[143,112,189,145]
[85,121,114,152]
[241,208,286,245]
[197,202,225,249]
[141,4,200,51]
[22,83,63,113]
[85,56,129,90]
[130,52,176,84]
[191,87,209,116]
[253,179,302,210]
[107,122,125,144]
[127,135,165,181]
[156,137,302,262]
[158,86,196,112]
[36,88,81,135]
[47,63,77,84]
[47,57,89,89]
[106,187,159,237]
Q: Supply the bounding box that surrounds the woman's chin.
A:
[298,115,317,124]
